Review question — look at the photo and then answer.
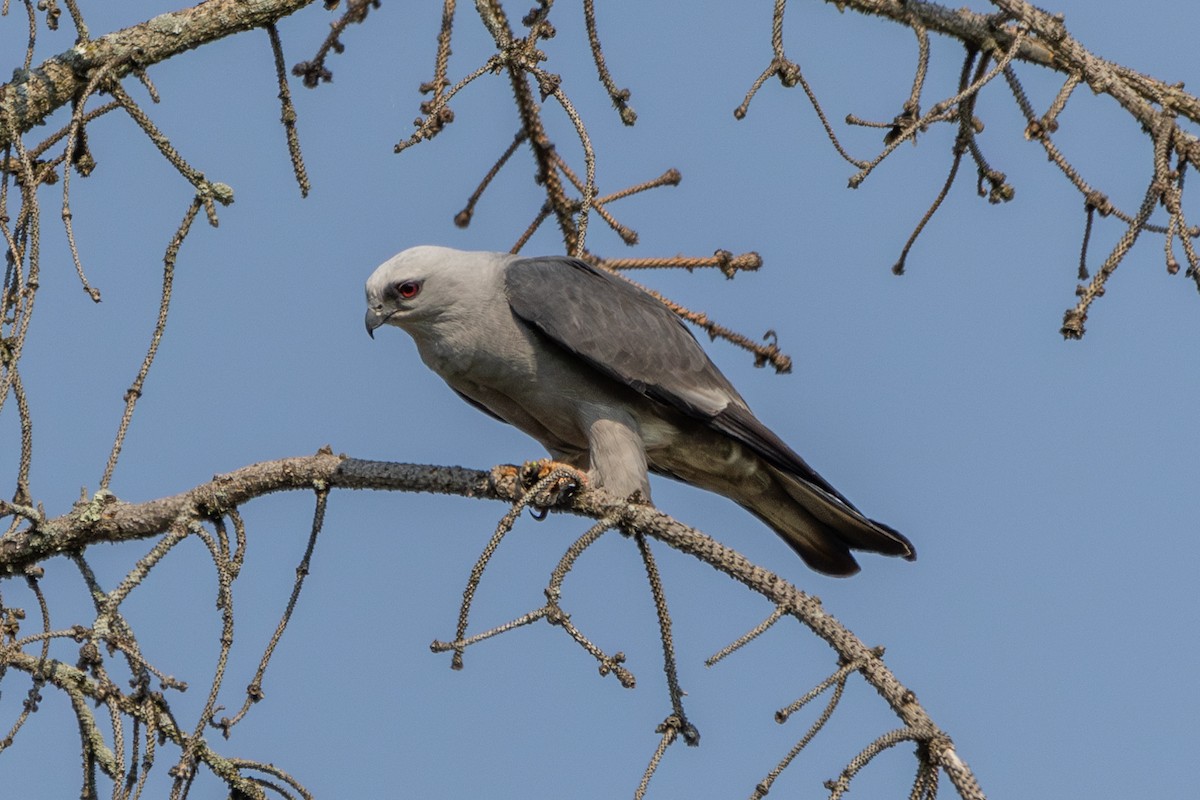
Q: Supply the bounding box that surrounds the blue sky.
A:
[1,2,1197,797]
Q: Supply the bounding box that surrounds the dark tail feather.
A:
[775,469,916,560]
[736,468,914,576]
[709,406,914,571]
[737,496,864,576]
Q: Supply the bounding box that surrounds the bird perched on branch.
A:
[364,246,914,575]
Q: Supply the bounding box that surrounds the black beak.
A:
[365,308,385,339]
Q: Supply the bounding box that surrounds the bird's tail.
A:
[741,468,916,576]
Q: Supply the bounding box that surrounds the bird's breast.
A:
[412,314,536,384]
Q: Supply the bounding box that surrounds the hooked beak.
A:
[365,307,388,339]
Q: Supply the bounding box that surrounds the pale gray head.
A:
[364,246,502,338]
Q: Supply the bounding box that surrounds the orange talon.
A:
[519,459,588,507]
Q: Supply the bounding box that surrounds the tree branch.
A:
[0,451,473,573]
[0,0,317,149]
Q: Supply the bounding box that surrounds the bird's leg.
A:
[584,417,653,502]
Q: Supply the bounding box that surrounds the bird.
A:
[364,246,914,575]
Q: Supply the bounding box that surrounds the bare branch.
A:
[0,0,320,149]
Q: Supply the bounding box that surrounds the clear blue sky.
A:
[1,2,1196,797]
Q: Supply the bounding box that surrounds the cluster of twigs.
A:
[735,0,1200,338]
[421,461,974,799]
[0,483,326,800]
[3,0,1198,797]
[1,2,323,796]
[0,0,309,521]
[1,453,985,799]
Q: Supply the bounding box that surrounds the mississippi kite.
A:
[365,246,914,575]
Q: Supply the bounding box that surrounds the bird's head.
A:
[364,245,493,338]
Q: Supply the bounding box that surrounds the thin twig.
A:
[99,197,202,490]
[266,24,310,197]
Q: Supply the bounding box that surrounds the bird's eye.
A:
[395,280,421,300]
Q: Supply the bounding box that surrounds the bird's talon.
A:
[520,459,585,483]
[515,459,587,509]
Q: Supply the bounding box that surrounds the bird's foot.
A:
[518,459,588,509]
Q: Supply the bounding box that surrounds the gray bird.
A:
[364,246,914,575]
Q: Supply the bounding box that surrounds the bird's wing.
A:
[505,256,744,417]
[504,256,854,504]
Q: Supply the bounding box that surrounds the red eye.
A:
[396,280,421,299]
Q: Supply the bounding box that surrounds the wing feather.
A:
[505,257,744,417]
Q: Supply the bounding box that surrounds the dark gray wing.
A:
[506,256,744,417]
[504,257,854,503]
